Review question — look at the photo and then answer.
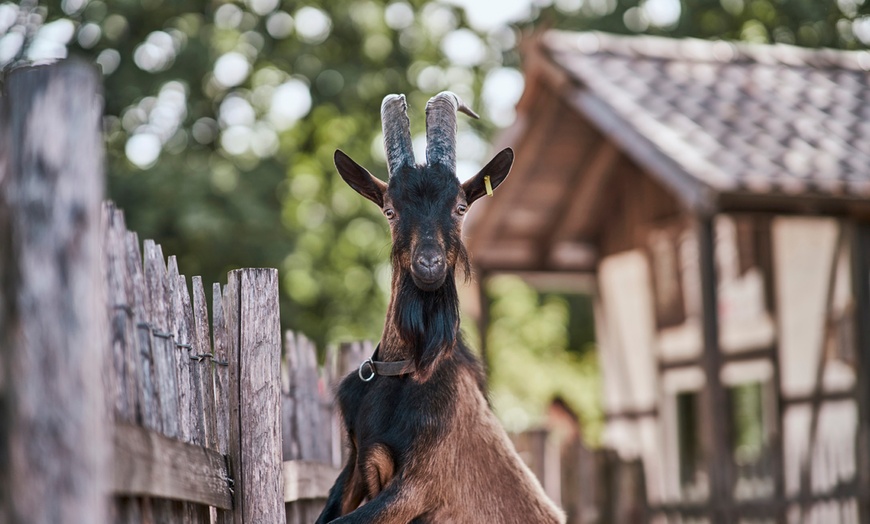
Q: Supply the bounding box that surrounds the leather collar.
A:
[358,343,415,381]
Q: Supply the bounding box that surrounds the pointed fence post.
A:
[0,61,107,524]
[226,268,285,523]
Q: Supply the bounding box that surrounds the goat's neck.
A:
[378,269,460,363]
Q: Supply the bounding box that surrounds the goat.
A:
[315,92,565,524]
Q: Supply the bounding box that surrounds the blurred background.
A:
[4,1,870,522]
[2,0,868,451]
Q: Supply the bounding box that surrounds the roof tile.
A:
[543,31,870,197]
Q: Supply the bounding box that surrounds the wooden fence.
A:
[102,202,361,523]
[0,59,340,524]
[102,201,285,522]
[513,424,647,524]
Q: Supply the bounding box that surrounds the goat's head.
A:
[334,92,513,292]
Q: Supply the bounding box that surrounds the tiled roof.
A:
[542,31,870,198]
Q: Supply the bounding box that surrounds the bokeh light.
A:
[214,52,251,88]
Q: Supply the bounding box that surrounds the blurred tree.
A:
[18,0,509,350]
[529,0,870,49]
[486,275,603,443]
[4,0,866,437]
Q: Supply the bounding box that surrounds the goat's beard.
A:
[393,268,460,381]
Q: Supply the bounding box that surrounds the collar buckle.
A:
[358,358,376,382]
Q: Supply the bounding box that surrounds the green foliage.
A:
[34,0,505,349]
[531,0,870,49]
[10,0,865,438]
[486,275,603,443]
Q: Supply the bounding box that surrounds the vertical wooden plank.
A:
[281,333,298,461]
[103,203,138,424]
[143,240,184,520]
[213,283,231,457]
[753,215,787,524]
[102,204,143,524]
[851,223,870,523]
[697,216,732,523]
[324,345,343,469]
[0,61,107,524]
[125,230,157,522]
[126,233,157,431]
[193,277,223,449]
[227,269,285,523]
[285,332,329,462]
[144,240,181,440]
[169,259,207,524]
[514,429,548,484]
[225,272,243,523]
[192,277,220,524]
[339,340,370,378]
[168,257,195,443]
[284,332,333,521]
[213,282,233,524]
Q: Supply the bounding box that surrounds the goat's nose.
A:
[416,253,443,270]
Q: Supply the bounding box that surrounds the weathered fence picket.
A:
[282,334,345,522]
[0,59,108,524]
[227,268,286,522]
[102,201,235,521]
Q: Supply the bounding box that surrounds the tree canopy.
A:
[4,0,867,436]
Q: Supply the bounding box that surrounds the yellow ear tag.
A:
[484,175,493,197]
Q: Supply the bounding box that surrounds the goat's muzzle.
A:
[410,245,447,291]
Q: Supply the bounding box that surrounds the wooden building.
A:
[467,31,870,523]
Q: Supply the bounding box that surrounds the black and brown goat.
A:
[316,92,565,524]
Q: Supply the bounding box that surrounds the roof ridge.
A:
[544,30,870,72]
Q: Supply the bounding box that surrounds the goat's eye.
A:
[456,204,467,216]
[384,208,396,220]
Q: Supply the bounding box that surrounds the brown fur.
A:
[323,361,566,523]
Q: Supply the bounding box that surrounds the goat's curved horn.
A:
[381,94,414,177]
[425,91,479,172]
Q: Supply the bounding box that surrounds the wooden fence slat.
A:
[127,232,159,432]
[283,461,342,503]
[103,203,138,424]
[102,203,145,524]
[168,256,195,444]
[213,283,231,456]
[213,282,234,524]
[193,277,218,451]
[225,273,243,521]
[191,276,220,524]
[144,240,181,440]
[227,269,285,523]
[285,332,318,460]
[339,340,370,379]
[143,240,184,520]
[112,423,233,510]
[324,345,343,469]
[0,60,108,524]
[124,229,158,521]
[171,260,210,524]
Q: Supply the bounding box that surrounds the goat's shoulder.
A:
[445,340,486,392]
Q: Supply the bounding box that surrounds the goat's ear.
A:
[461,147,513,205]
[335,149,387,207]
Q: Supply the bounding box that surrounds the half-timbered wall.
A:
[773,217,861,523]
[596,211,868,521]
